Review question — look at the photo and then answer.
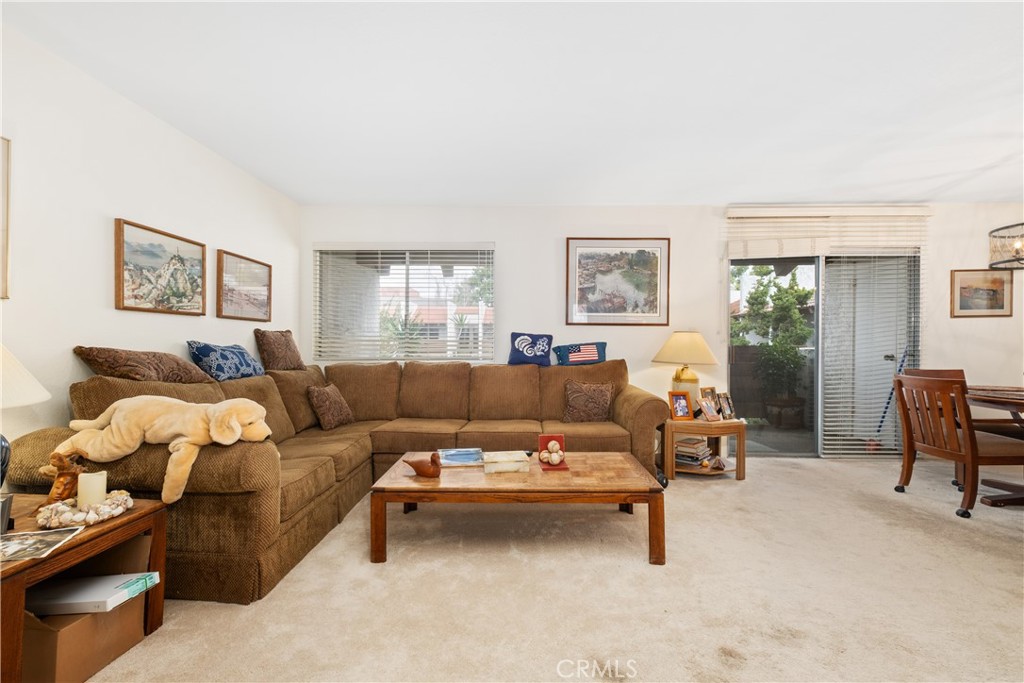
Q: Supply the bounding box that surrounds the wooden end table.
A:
[663,418,747,480]
[370,451,665,565]
[1,494,167,682]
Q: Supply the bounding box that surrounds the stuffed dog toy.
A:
[43,396,272,504]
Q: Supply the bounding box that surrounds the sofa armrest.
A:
[8,428,281,496]
[612,385,671,476]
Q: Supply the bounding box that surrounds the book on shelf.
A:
[25,572,160,615]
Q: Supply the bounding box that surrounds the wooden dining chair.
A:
[892,374,1024,518]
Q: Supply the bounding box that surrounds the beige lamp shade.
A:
[652,331,718,367]
[1,345,52,409]
[652,331,718,391]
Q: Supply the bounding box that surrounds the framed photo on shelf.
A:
[698,397,722,421]
[115,218,205,315]
[700,386,719,411]
[718,391,736,420]
[950,269,1013,318]
[668,391,694,421]
[566,237,670,326]
[217,249,272,321]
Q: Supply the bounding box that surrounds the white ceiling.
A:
[4,2,1022,206]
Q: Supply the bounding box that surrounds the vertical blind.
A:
[726,205,930,457]
[313,245,495,362]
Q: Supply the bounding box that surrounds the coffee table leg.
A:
[370,493,387,563]
[403,503,418,514]
[618,503,634,514]
[648,494,666,565]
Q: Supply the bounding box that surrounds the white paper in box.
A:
[26,572,160,615]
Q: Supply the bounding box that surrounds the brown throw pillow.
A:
[73,345,212,383]
[563,380,613,423]
[307,384,355,430]
[254,329,305,371]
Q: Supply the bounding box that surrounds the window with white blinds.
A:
[313,245,495,362]
[727,205,930,458]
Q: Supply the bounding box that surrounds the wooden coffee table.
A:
[370,451,665,564]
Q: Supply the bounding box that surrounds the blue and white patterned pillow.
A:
[187,341,265,381]
[508,332,553,366]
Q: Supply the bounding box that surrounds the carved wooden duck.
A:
[404,452,442,478]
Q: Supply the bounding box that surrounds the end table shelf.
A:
[663,418,747,481]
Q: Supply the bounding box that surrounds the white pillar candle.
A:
[77,471,107,507]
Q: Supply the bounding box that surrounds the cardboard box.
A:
[21,596,144,683]
[20,534,154,682]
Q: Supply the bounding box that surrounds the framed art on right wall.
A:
[950,269,1013,318]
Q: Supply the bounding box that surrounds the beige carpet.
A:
[93,458,1023,682]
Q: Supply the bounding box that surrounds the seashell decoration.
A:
[35,490,135,529]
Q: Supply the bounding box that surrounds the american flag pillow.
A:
[553,342,607,366]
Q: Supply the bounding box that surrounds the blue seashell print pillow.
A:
[187,341,265,381]
[507,332,553,366]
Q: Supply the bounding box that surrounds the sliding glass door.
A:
[820,255,920,457]
[729,258,818,455]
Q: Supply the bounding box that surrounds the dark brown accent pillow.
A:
[563,380,613,423]
[307,384,355,430]
[73,345,212,383]
[254,329,305,371]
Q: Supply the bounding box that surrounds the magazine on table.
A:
[1,526,84,562]
[438,447,484,467]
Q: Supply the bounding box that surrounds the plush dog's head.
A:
[208,398,272,445]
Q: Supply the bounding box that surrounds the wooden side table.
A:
[1,494,167,682]
[663,418,746,480]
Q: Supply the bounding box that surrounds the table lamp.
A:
[1,344,52,487]
[652,331,719,400]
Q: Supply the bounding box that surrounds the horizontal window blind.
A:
[726,205,930,258]
[727,205,929,458]
[313,246,495,362]
[821,255,921,457]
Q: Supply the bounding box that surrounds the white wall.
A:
[0,29,301,438]
[924,204,1024,390]
[300,203,1024,410]
[299,205,731,399]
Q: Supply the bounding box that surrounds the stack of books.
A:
[675,437,713,467]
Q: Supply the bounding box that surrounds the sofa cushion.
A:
[187,341,265,381]
[254,329,306,371]
[307,384,355,430]
[540,420,631,453]
[325,362,401,421]
[457,420,543,452]
[278,431,373,482]
[564,380,613,423]
[278,456,336,522]
[69,376,227,420]
[267,366,327,432]
[218,375,296,443]
[73,345,213,383]
[370,418,466,453]
[507,332,552,366]
[398,361,471,419]
[469,364,541,420]
[539,359,629,421]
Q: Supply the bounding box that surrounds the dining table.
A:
[966,385,1024,507]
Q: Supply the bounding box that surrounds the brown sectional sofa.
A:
[7,359,668,604]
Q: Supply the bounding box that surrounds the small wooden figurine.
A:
[404,452,442,478]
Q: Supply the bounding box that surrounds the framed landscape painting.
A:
[115,219,205,315]
[217,249,271,321]
[950,269,1013,318]
[566,237,670,325]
